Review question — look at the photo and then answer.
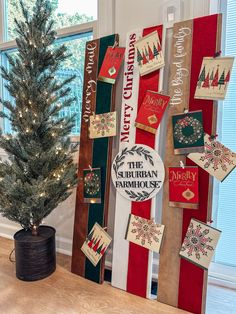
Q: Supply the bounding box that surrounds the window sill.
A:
[209,262,236,289]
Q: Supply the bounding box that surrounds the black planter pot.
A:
[14,226,56,281]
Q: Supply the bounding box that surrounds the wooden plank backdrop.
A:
[158,14,222,314]
[71,34,119,284]
[111,24,164,299]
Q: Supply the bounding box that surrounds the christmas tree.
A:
[218,70,225,89]
[153,43,159,59]
[210,69,214,81]
[197,65,206,88]
[142,50,148,65]
[100,246,107,256]
[136,48,143,65]
[145,47,149,61]
[93,239,101,252]
[96,243,103,255]
[224,69,230,89]
[211,66,219,88]
[202,72,210,88]
[87,228,94,243]
[225,70,230,83]
[148,44,154,61]
[0,0,77,235]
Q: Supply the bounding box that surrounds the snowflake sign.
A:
[179,218,221,269]
[188,133,236,182]
[89,111,117,139]
[126,214,165,253]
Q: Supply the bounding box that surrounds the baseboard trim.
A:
[3,222,235,290]
[0,222,73,256]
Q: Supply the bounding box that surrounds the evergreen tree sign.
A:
[195,56,234,100]
[134,30,165,76]
[81,223,112,267]
[0,0,77,235]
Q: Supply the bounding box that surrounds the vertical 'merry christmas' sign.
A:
[111,24,164,299]
[71,34,119,284]
[157,14,222,314]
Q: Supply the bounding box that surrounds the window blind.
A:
[215,0,236,266]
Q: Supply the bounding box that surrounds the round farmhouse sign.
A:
[111,144,165,202]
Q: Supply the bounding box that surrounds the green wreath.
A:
[84,172,100,196]
[174,116,203,145]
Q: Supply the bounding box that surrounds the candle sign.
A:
[111,144,165,202]
[169,167,199,209]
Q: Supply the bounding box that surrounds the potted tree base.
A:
[14,226,56,281]
[0,0,77,281]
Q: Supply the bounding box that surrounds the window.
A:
[0,0,97,136]
[6,0,97,41]
[213,0,236,267]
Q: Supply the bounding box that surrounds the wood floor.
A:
[0,237,188,314]
[1,237,236,314]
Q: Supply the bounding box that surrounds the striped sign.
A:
[157,14,222,314]
[71,34,119,284]
[111,25,164,298]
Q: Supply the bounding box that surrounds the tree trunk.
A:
[31,224,39,236]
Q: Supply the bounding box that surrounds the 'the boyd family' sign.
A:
[111,144,165,202]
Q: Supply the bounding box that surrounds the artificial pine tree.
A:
[0,0,77,236]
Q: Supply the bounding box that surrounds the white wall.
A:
[0,0,211,256]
